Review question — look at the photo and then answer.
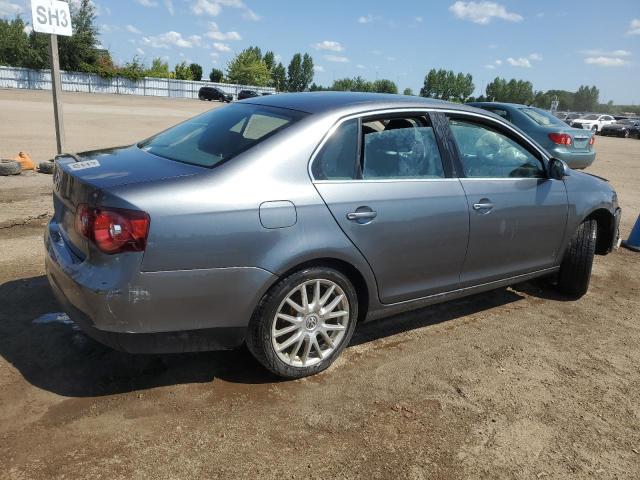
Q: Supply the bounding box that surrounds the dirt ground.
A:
[1,89,639,480]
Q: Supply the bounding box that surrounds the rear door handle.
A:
[346,211,377,221]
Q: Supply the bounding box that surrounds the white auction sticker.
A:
[68,160,100,171]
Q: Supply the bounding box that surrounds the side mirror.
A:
[549,158,570,180]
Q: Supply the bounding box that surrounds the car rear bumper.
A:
[44,220,277,353]
[550,148,596,169]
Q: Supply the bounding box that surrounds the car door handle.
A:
[346,211,377,220]
[473,202,494,211]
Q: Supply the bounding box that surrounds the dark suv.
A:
[198,86,232,102]
[238,89,261,100]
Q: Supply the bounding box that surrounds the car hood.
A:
[57,145,203,189]
[572,119,596,124]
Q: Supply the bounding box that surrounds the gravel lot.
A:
[1,90,639,479]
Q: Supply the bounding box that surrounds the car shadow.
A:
[0,275,571,397]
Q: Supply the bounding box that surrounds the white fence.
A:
[0,66,275,99]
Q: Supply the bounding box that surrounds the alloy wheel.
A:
[271,279,350,368]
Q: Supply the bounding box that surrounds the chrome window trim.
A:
[308,107,551,183]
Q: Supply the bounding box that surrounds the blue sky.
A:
[2,0,639,103]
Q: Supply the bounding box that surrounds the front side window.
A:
[139,104,306,167]
[448,119,544,179]
[361,116,445,179]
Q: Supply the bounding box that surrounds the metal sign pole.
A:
[48,33,65,155]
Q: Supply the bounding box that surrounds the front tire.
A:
[556,219,597,298]
[246,267,358,379]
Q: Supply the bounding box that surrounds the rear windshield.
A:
[519,107,566,127]
[138,104,307,167]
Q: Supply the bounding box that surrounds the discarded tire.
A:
[0,159,22,176]
[38,161,55,174]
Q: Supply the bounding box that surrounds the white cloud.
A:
[205,22,241,40]
[371,49,383,55]
[449,1,522,24]
[135,0,158,7]
[324,54,349,63]
[415,16,423,22]
[242,8,260,21]
[212,42,231,52]
[627,18,640,35]
[484,64,496,69]
[23,23,32,34]
[528,52,543,61]
[191,0,221,16]
[585,56,629,67]
[136,48,145,55]
[582,49,631,57]
[386,56,396,61]
[142,31,197,48]
[165,0,175,15]
[313,65,325,72]
[507,57,531,68]
[312,40,344,52]
[0,0,22,16]
[358,14,373,24]
[356,64,366,69]
[191,0,259,20]
[126,25,142,34]
[495,59,502,65]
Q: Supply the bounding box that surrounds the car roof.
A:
[240,91,480,115]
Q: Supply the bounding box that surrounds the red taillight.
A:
[588,135,595,146]
[548,133,573,146]
[75,204,150,254]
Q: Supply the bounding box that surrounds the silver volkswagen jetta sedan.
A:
[45,92,621,378]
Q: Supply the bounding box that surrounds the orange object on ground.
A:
[14,152,35,171]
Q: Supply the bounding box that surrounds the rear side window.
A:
[139,104,306,168]
[311,119,358,180]
[362,116,444,179]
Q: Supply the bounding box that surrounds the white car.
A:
[570,114,616,133]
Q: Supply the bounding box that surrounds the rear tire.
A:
[556,219,597,298]
[246,267,358,379]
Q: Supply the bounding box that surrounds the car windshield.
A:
[138,104,307,167]
[581,114,600,120]
[520,108,566,127]
[618,119,637,125]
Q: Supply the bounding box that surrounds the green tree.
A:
[0,17,31,67]
[287,53,303,91]
[272,62,287,91]
[209,67,224,82]
[331,76,372,92]
[174,61,193,80]
[301,53,314,91]
[372,79,398,94]
[58,0,100,71]
[403,87,414,96]
[263,51,275,73]
[485,77,533,104]
[420,68,474,102]
[119,56,146,81]
[226,46,270,86]
[146,58,171,78]
[574,85,599,111]
[188,63,203,81]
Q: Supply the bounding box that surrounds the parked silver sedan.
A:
[45,93,621,378]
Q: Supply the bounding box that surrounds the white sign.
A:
[31,0,73,37]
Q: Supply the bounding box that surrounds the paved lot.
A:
[1,90,639,479]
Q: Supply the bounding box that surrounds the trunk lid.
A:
[52,146,204,258]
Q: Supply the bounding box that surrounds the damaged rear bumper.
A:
[44,222,277,353]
